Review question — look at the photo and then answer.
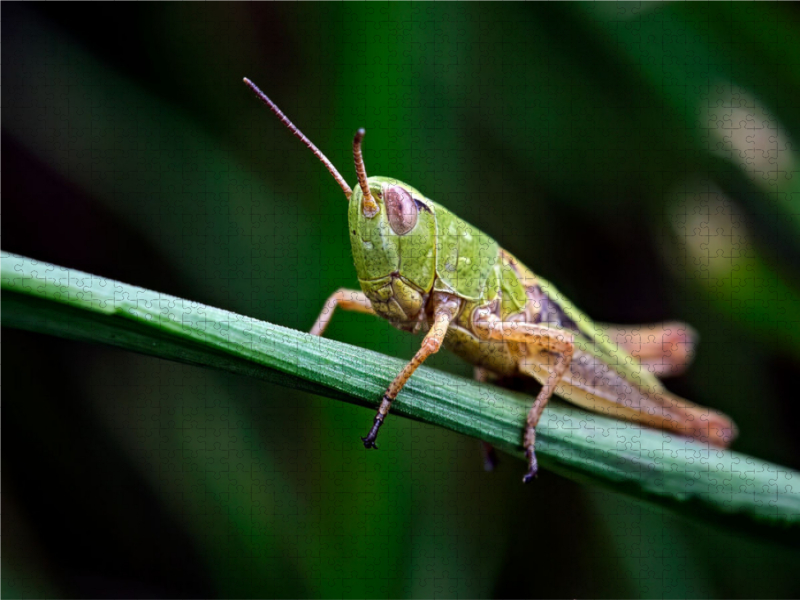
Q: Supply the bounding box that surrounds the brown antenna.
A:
[243,78,352,199]
[353,129,379,217]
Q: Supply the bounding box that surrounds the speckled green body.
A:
[348,176,540,376]
[349,175,667,389]
[346,175,741,451]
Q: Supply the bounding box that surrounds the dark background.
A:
[4,3,800,598]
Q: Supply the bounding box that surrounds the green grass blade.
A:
[3,252,799,545]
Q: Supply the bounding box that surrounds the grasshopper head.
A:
[348,167,437,331]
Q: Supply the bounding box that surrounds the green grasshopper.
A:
[244,78,738,482]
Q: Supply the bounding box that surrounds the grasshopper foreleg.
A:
[361,293,460,449]
[473,312,575,482]
[309,288,375,337]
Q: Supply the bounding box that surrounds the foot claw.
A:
[361,413,385,450]
[522,448,539,483]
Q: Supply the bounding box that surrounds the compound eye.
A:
[384,185,418,236]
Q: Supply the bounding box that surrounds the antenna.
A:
[353,129,379,217]
[243,78,352,198]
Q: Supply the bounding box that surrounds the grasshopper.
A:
[244,78,738,482]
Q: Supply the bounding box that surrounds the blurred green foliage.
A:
[4,3,800,598]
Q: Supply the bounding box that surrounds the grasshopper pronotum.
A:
[244,78,737,482]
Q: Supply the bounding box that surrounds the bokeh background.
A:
[4,3,800,598]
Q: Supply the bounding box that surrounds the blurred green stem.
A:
[3,252,799,545]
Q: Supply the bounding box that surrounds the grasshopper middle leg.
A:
[473,314,575,482]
